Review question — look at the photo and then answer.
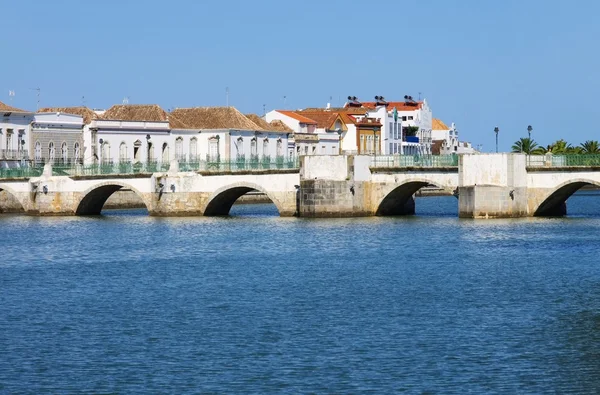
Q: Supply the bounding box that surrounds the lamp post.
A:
[337,129,342,155]
[527,125,533,140]
[494,126,499,153]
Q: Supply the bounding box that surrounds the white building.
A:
[36,107,99,164]
[265,109,342,155]
[91,104,171,165]
[0,101,33,167]
[169,107,289,162]
[431,119,475,154]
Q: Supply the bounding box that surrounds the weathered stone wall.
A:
[103,190,146,209]
[0,190,25,213]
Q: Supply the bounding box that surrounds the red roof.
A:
[276,110,317,125]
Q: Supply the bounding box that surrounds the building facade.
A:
[0,101,33,166]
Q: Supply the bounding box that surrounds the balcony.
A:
[1,149,29,160]
[403,136,419,143]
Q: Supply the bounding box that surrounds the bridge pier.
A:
[458,154,529,218]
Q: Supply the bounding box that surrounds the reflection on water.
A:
[1,195,600,393]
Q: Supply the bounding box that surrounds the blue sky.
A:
[2,0,599,151]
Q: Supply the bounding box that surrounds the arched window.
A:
[237,137,244,157]
[175,137,183,160]
[133,140,142,162]
[74,142,81,163]
[276,139,283,157]
[251,138,257,157]
[102,141,110,163]
[48,142,55,163]
[189,137,198,161]
[262,138,269,158]
[161,142,169,162]
[119,142,127,162]
[35,141,42,163]
[208,136,219,161]
[61,142,68,164]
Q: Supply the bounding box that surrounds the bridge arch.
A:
[203,182,285,216]
[375,178,455,216]
[533,178,600,216]
[0,184,26,213]
[75,181,149,215]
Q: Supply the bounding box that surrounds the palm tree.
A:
[549,139,575,154]
[512,137,538,154]
[580,140,600,154]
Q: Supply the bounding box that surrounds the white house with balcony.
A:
[0,101,33,167]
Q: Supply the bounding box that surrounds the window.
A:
[408,116,413,120]
[262,138,269,158]
[251,138,257,157]
[189,137,197,160]
[35,141,42,163]
[175,137,183,160]
[237,137,244,157]
[102,142,110,163]
[394,122,398,139]
[402,116,407,121]
[133,140,142,162]
[389,122,393,137]
[119,142,127,162]
[276,139,283,157]
[61,142,68,163]
[161,142,169,162]
[208,137,219,160]
[48,142,55,163]
[74,142,81,163]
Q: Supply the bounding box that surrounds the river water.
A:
[2,195,600,393]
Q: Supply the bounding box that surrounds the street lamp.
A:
[336,129,343,155]
[527,125,533,140]
[494,126,499,153]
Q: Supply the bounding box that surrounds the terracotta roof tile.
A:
[361,101,423,111]
[102,104,168,122]
[38,106,99,124]
[276,110,317,125]
[170,107,261,130]
[268,120,293,133]
[0,101,28,113]
[432,118,450,130]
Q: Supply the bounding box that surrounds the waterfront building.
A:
[91,104,171,165]
[169,107,289,162]
[361,96,433,155]
[431,118,475,154]
[0,101,33,166]
[32,108,89,165]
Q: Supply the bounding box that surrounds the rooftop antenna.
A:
[263,104,266,117]
[122,96,129,104]
[418,92,422,101]
[8,90,15,104]
[283,95,287,109]
[226,87,229,107]
[81,96,86,106]
[29,87,40,110]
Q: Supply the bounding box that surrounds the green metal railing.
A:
[180,157,300,172]
[371,154,459,168]
[51,161,170,176]
[0,167,43,178]
[527,154,600,167]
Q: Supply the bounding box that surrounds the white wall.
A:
[0,113,33,160]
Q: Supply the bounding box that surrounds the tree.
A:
[580,140,600,154]
[511,137,538,154]
[548,139,575,154]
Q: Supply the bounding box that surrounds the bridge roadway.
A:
[0,154,599,218]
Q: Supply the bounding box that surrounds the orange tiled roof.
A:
[276,110,317,125]
[102,104,169,122]
[432,118,450,130]
[38,106,99,124]
[0,101,28,113]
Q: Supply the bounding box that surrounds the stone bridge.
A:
[1,154,599,218]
